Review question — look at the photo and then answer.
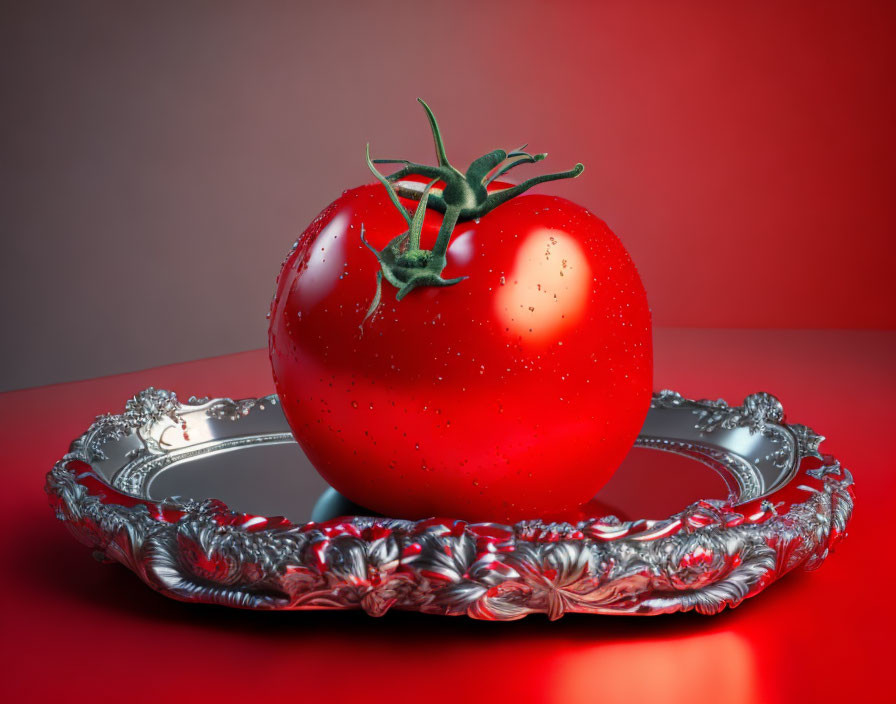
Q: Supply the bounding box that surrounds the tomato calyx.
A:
[373,99,584,221]
[359,178,466,325]
[361,98,585,323]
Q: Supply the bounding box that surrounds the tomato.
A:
[268,101,652,523]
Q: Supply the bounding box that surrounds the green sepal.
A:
[360,270,383,330]
[465,149,508,184]
[359,99,584,322]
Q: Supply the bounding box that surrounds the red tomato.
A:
[269,180,652,522]
[269,100,651,523]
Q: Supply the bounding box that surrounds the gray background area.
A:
[2,1,894,391]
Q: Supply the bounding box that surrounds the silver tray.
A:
[45,388,854,619]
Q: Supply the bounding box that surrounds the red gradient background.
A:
[2,0,894,390]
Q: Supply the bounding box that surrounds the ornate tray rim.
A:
[45,388,854,620]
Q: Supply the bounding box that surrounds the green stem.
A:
[478,163,585,212]
[464,149,508,184]
[366,144,411,227]
[431,205,460,259]
[381,162,451,183]
[417,98,464,180]
[359,98,584,320]
[408,179,438,251]
[484,152,546,186]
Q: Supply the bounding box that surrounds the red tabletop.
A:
[2,329,891,703]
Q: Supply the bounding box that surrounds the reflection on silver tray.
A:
[45,388,853,619]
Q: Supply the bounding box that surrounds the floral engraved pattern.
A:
[86,387,181,460]
[692,392,784,435]
[45,389,855,619]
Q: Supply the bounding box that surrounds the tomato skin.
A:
[269,180,652,523]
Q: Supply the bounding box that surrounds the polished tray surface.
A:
[46,388,853,619]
